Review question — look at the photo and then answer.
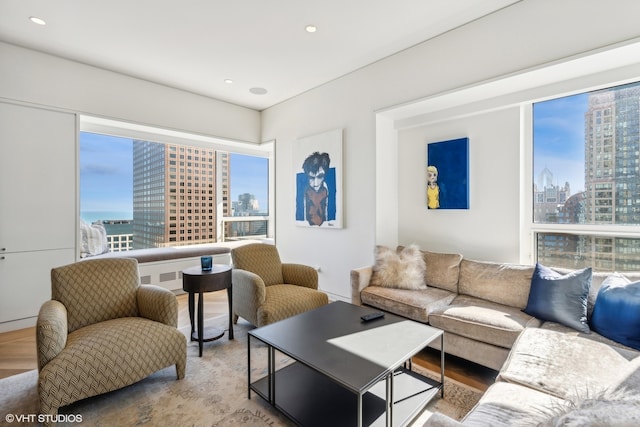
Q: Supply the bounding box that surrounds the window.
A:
[532,81,640,271]
[222,153,270,241]
[80,117,272,252]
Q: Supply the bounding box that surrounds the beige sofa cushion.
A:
[498,328,631,400]
[458,259,534,308]
[428,294,541,349]
[360,286,455,323]
[462,381,566,427]
[422,250,463,292]
[540,321,640,358]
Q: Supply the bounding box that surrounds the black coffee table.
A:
[247,301,444,427]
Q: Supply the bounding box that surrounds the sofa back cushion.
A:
[458,259,534,308]
[555,269,640,319]
[422,250,463,293]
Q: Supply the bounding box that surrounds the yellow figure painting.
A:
[427,165,440,209]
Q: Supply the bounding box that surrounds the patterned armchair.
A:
[231,243,329,327]
[36,258,186,426]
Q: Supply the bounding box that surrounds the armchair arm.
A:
[282,263,318,289]
[350,265,373,306]
[232,269,266,326]
[137,285,178,328]
[36,300,68,371]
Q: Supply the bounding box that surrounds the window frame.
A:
[79,115,274,246]
[524,82,640,271]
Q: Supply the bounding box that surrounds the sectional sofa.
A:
[350,245,640,425]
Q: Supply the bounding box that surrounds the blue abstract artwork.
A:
[426,137,469,209]
[294,129,343,228]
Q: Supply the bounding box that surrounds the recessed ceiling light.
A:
[224,79,233,84]
[249,87,268,95]
[29,16,46,26]
[305,25,317,33]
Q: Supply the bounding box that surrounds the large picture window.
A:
[79,120,271,253]
[532,81,640,271]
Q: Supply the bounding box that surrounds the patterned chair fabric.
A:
[36,258,186,427]
[231,243,329,327]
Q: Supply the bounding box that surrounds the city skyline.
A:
[533,92,588,193]
[80,132,268,222]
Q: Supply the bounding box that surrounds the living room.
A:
[2,0,640,425]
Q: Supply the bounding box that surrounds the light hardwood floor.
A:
[0,293,497,390]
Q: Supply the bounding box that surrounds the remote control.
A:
[361,311,385,322]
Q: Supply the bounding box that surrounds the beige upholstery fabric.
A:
[361,286,455,324]
[422,250,463,292]
[428,294,541,349]
[350,265,373,306]
[540,321,640,358]
[498,328,629,399]
[51,258,140,333]
[428,331,511,372]
[461,381,566,427]
[396,246,463,292]
[458,259,534,309]
[231,243,328,327]
[37,258,186,427]
[258,284,330,325]
[232,243,284,286]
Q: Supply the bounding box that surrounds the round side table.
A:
[182,264,233,357]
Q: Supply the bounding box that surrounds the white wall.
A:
[262,0,640,301]
[0,42,261,143]
[3,0,640,304]
[397,108,521,263]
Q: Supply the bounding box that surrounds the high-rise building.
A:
[534,82,640,272]
[533,166,571,223]
[233,193,260,215]
[582,83,640,270]
[133,141,228,248]
[585,84,640,224]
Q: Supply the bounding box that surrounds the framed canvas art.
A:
[426,137,469,209]
[294,129,343,228]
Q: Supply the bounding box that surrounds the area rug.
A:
[0,317,482,426]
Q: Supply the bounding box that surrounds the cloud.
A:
[81,163,121,175]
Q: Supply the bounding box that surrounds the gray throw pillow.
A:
[523,263,592,333]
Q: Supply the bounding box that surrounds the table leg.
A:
[247,335,252,399]
[269,346,275,404]
[357,392,363,427]
[188,291,195,341]
[386,372,394,427]
[440,334,445,398]
[227,285,234,340]
[197,291,204,357]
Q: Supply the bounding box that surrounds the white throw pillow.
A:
[370,245,426,290]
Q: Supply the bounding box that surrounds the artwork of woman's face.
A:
[428,170,438,184]
[307,166,326,192]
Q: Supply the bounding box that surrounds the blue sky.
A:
[80,133,133,215]
[533,93,588,192]
[80,132,268,218]
[229,153,268,212]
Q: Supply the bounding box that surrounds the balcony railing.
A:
[221,216,269,242]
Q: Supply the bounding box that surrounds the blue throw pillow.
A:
[523,263,592,333]
[591,274,640,350]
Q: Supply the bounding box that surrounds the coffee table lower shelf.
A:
[250,361,441,427]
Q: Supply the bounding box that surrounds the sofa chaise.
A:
[351,245,640,424]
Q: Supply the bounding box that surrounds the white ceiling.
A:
[0,0,520,111]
